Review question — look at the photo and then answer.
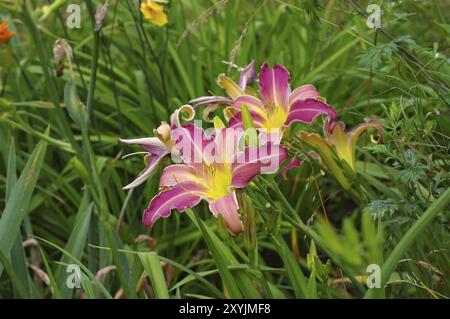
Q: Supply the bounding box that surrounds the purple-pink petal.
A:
[159,164,198,188]
[253,143,288,174]
[238,60,256,90]
[212,128,245,163]
[231,143,288,188]
[281,158,302,180]
[259,63,291,111]
[231,95,265,115]
[123,152,169,190]
[285,98,336,126]
[171,124,215,168]
[118,137,168,155]
[289,84,320,106]
[143,182,204,229]
[230,148,262,188]
[170,104,195,128]
[208,192,243,235]
[188,96,233,107]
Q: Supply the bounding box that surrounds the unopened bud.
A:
[236,190,256,253]
[154,122,174,150]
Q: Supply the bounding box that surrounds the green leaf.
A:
[0,250,29,298]
[64,79,86,126]
[5,139,33,298]
[241,104,255,130]
[272,235,308,298]
[139,252,170,299]
[241,105,258,147]
[105,223,135,298]
[306,271,318,299]
[55,198,93,298]
[35,236,113,299]
[80,273,96,299]
[5,137,16,199]
[365,187,450,298]
[39,246,61,299]
[0,131,48,275]
[188,210,260,298]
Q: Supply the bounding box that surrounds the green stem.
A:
[85,1,100,123]
[260,178,367,294]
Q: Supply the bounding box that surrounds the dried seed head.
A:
[53,39,73,77]
[53,39,73,64]
[95,2,108,31]
[53,39,65,65]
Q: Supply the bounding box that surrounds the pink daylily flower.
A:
[143,124,288,234]
[191,63,337,139]
[228,63,337,133]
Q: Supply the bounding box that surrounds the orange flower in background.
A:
[140,0,168,26]
[0,20,15,45]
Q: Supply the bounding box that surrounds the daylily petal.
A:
[227,110,266,129]
[326,118,383,170]
[189,96,233,107]
[217,74,243,99]
[213,128,245,164]
[289,84,320,106]
[298,131,351,190]
[223,106,238,121]
[259,63,291,112]
[170,104,195,128]
[201,104,219,122]
[232,95,267,118]
[208,192,243,235]
[281,158,302,180]
[231,143,288,187]
[325,121,353,169]
[349,117,383,144]
[118,137,168,155]
[123,152,168,190]
[171,124,215,168]
[285,98,336,126]
[143,182,204,228]
[153,122,174,151]
[159,164,199,188]
[238,60,256,90]
[253,142,289,174]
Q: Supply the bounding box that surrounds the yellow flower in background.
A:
[140,0,168,27]
[0,20,16,45]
